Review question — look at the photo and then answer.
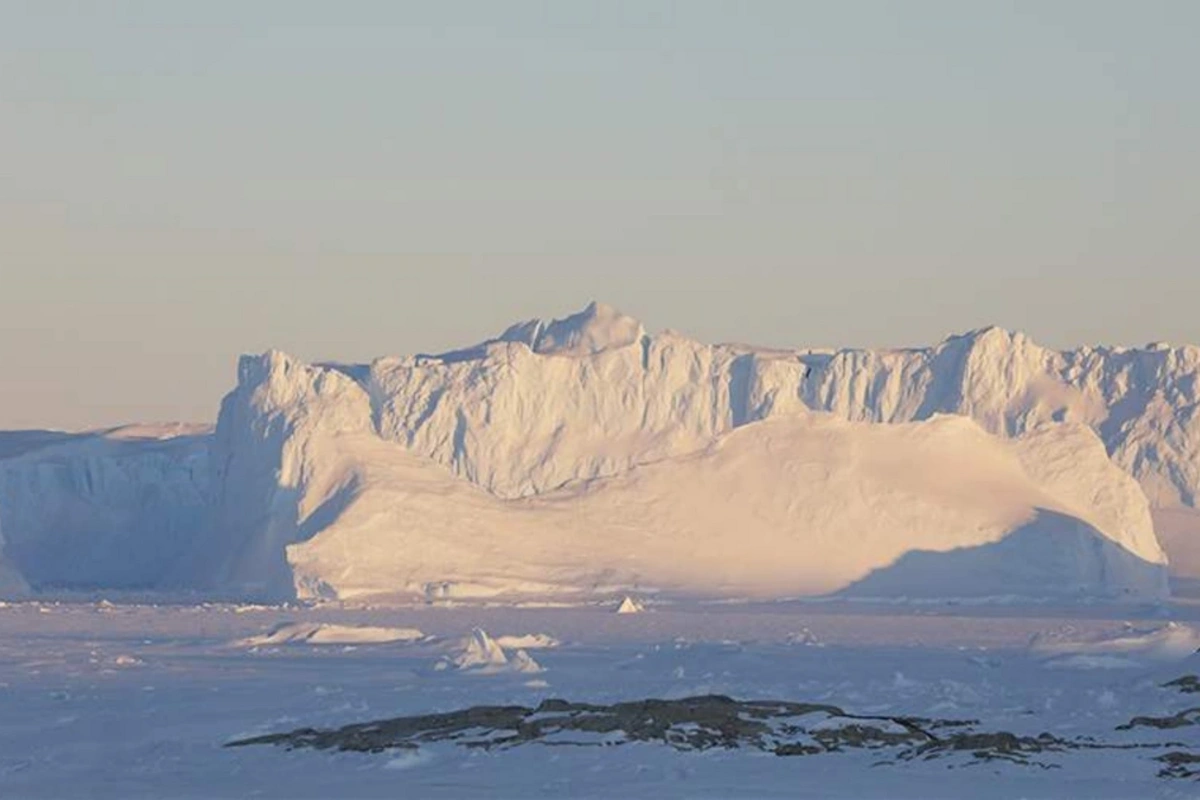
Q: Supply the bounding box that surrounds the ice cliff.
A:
[0,425,210,591]
[358,304,1200,508]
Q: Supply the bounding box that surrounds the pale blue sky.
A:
[2,1,1197,428]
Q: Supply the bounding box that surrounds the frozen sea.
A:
[4,597,1200,798]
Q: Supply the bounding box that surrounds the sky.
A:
[1,1,1197,429]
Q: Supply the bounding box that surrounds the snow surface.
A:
[5,600,1200,798]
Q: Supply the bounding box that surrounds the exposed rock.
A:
[226,694,1099,771]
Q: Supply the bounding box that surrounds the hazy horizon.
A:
[3,1,1198,429]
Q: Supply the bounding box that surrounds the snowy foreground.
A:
[6,600,1200,798]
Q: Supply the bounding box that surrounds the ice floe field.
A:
[6,598,1200,798]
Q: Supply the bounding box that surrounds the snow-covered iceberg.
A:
[1,303,1194,603]
[199,345,1167,603]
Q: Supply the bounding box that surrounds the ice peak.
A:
[935,326,1038,360]
[448,628,510,671]
[616,596,646,614]
[500,301,645,357]
[236,349,301,385]
[953,325,1022,345]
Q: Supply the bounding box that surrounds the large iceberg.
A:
[2,303,1194,603]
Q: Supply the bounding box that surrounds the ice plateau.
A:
[1,302,1196,603]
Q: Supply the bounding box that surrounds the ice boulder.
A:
[617,596,646,614]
